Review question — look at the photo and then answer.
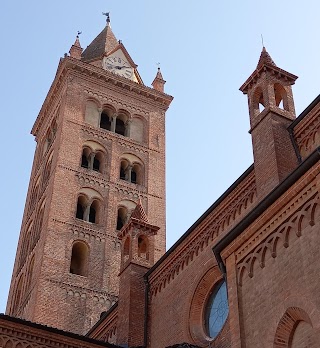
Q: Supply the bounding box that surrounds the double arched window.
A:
[70,241,89,276]
[85,101,145,143]
[75,188,103,224]
[80,141,107,174]
[119,154,144,185]
[99,107,129,136]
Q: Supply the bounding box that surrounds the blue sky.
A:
[1,1,319,313]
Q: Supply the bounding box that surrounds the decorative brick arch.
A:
[188,264,224,346]
[273,307,312,347]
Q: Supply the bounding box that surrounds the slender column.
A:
[111,115,116,132]
[125,119,131,137]
[83,204,90,222]
[127,165,132,182]
[88,153,95,170]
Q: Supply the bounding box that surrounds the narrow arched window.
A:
[70,241,89,276]
[76,196,86,220]
[100,112,112,130]
[93,152,103,172]
[274,83,289,111]
[131,167,137,184]
[115,118,126,136]
[117,207,127,230]
[89,200,99,223]
[252,87,265,114]
[120,160,129,181]
[81,151,89,168]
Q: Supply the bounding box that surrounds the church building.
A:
[1,15,320,348]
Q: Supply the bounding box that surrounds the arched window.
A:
[70,241,89,276]
[132,163,142,184]
[76,195,101,224]
[115,118,126,136]
[274,83,289,111]
[120,160,129,181]
[138,235,148,259]
[76,195,86,220]
[81,148,90,169]
[117,207,127,230]
[93,152,103,172]
[100,111,112,130]
[131,167,137,184]
[119,159,143,185]
[252,86,265,114]
[81,147,104,173]
[89,200,99,223]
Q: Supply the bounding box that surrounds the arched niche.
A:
[85,100,100,127]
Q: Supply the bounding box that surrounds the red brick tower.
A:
[6,16,173,335]
[240,47,299,198]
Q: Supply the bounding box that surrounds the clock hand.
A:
[113,65,132,69]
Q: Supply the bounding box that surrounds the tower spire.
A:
[82,15,118,61]
[256,46,277,69]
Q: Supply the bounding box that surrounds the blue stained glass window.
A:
[205,280,229,339]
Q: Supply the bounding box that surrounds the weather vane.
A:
[156,62,161,69]
[77,31,82,38]
[261,34,264,47]
[102,12,110,23]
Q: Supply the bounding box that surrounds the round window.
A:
[205,280,229,339]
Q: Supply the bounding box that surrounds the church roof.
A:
[82,22,118,61]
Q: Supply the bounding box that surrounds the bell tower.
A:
[6,16,173,335]
[240,47,299,198]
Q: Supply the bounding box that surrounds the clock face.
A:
[103,55,134,80]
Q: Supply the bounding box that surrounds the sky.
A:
[1,1,319,313]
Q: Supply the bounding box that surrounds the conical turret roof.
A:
[131,200,149,223]
[82,22,118,61]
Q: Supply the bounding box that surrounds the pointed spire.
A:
[256,47,276,69]
[82,17,118,62]
[152,67,166,93]
[131,199,148,223]
[69,32,83,60]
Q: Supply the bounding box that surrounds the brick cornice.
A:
[0,315,120,348]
